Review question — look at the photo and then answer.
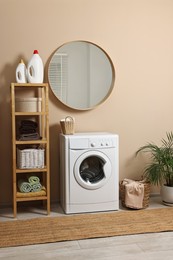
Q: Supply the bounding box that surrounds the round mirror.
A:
[48,41,115,110]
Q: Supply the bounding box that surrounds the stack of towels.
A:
[17,120,41,141]
[18,176,42,193]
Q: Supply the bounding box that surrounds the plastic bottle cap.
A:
[33,50,39,54]
[20,59,24,63]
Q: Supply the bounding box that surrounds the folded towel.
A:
[20,120,38,128]
[19,128,37,134]
[18,179,32,193]
[31,183,42,192]
[18,132,42,141]
[28,176,40,184]
[122,179,144,209]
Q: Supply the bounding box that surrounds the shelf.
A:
[11,83,50,218]
[16,168,48,173]
[15,112,48,116]
[16,196,47,202]
[15,140,47,145]
[13,83,48,88]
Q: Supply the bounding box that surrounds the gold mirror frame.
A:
[48,41,115,110]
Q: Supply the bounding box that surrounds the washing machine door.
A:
[74,150,112,190]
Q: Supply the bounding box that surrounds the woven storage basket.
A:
[60,116,74,135]
[17,148,45,169]
[119,180,150,209]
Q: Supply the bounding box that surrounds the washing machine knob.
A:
[90,142,95,147]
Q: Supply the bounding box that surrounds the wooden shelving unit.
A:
[11,83,50,218]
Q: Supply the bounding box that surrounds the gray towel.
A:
[31,183,42,192]
[18,179,32,193]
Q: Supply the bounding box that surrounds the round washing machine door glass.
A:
[74,151,112,190]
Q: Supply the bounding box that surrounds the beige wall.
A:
[0,0,173,205]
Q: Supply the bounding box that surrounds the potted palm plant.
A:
[136,132,173,205]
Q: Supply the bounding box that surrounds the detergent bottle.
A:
[16,59,27,83]
[27,50,44,83]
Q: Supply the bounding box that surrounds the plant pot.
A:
[160,185,173,206]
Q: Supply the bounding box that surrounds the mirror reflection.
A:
[48,41,115,110]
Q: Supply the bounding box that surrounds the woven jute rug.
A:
[1,207,173,248]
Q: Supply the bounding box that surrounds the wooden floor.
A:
[0,196,173,260]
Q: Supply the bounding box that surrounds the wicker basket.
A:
[17,148,45,169]
[119,180,150,209]
[60,116,74,135]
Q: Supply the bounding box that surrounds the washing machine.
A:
[60,132,119,214]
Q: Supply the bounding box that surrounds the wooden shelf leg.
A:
[13,199,17,218]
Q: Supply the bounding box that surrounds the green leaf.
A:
[136,132,173,186]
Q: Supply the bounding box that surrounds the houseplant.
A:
[136,132,173,205]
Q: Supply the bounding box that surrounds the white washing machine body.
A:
[60,132,119,214]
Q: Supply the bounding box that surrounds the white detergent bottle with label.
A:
[16,59,27,83]
[27,50,44,83]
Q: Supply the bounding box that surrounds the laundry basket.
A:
[60,116,75,135]
[119,180,150,209]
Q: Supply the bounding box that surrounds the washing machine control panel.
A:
[68,134,118,149]
[89,137,115,148]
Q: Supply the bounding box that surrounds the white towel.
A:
[122,179,144,209]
